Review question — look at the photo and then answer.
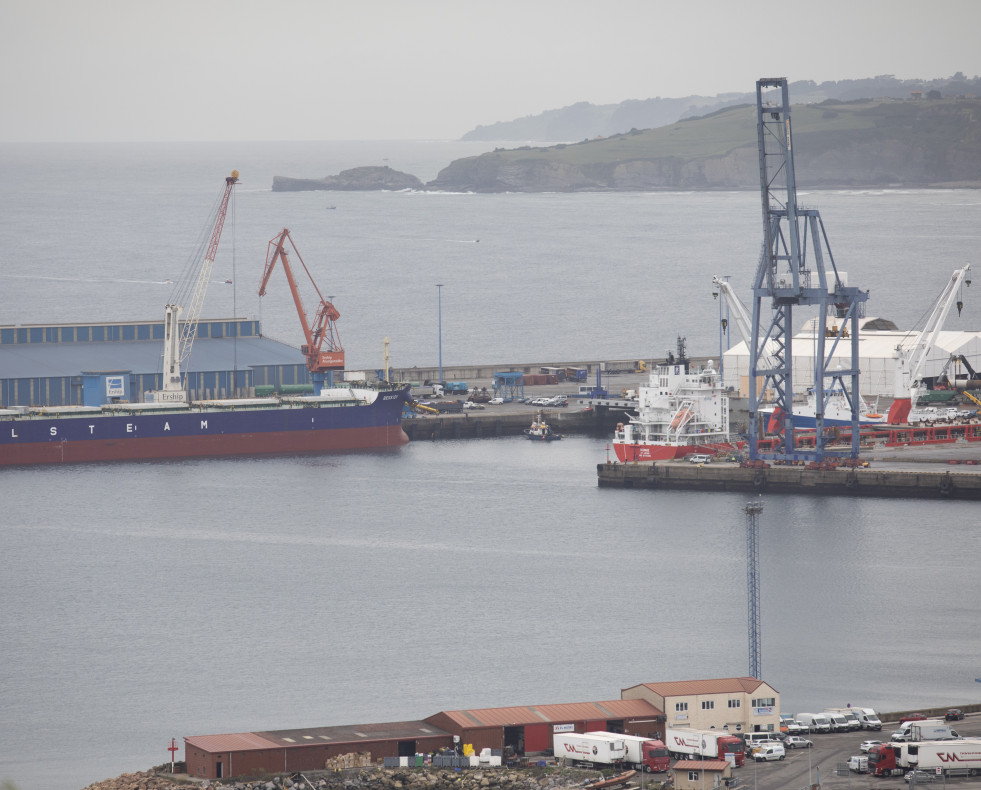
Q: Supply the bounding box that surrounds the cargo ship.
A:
[0,385,410,467]
[612,348,743,462]
[0,172,415,468]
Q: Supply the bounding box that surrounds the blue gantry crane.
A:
[748,78,869,463]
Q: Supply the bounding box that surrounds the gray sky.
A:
[2,0,979,142]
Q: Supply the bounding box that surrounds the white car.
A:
[860,740,882,753]
[488,397,504,405]
[784,736,813,749]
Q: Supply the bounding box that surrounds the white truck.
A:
[892,719,958,742]
[585,732,670,772]
[553,733,627,768]
[796,713,831,733]
[824,708,862,731]
[665,727,746,766]
[869,739,981,777]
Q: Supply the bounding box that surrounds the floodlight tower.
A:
[748,78,869,463]
[745,499,763,680]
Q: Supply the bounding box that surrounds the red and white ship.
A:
[612,353,743,462]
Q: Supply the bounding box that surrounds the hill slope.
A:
[431,97,981,192]
[462,74,981,142]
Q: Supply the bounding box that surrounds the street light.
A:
[436,284,444,384]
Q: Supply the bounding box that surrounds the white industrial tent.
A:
[721,317,981,400]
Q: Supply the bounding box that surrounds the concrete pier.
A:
[596,461,981,499]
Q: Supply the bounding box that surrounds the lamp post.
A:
[436,284,444,384]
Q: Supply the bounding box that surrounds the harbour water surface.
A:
[1,141,980,790]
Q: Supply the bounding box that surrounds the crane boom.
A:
[888,264,971,422]
[155,170,238,402]
[259,228,344,393]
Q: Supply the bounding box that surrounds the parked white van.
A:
[824,711,851,732]
[744,732,777,747]
[796,713,831,733]
[848,755,868,773]
[852,708,883,731]
[754,744,786,762]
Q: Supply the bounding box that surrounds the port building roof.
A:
[185,720,452,753]
[429,698,662,728]
[0,320,302,378]
[624,676,770,697]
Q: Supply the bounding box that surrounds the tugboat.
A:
[524,412,563,441]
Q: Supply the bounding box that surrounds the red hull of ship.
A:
[0,424,409,467]
[613,441,744,463]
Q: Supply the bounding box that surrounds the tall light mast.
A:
[156,170,239,402]
[748,79,868,463]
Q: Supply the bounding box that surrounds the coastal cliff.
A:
[274,97,981,193]
[273,166,424,192]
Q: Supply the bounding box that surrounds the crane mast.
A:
[748,79,868,463]
[259,228,344,394]
[156,170,239,402]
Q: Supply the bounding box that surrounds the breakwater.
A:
[596,461,981,499]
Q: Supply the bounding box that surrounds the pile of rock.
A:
[82,765,621,790]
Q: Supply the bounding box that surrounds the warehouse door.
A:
[398,741,416,757]
[504,726,525,755]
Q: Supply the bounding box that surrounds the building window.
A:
[675,702,688,712]
[752,697,775,707]
[702,701,715,710]
[688,771,699,781]
[728,699,740,708]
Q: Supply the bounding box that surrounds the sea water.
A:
[1,141,980,790]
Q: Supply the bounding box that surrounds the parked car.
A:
[754,744,786,762]
[905,770,939,784]
[462,401,484,410]
[899,713,928,724]
[488,397,504,405]
[860,740,882,753]
[784,736,813,749]
[687,453,713,464]
[945,708,964,721]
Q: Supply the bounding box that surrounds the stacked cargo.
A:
[325,751,372,770]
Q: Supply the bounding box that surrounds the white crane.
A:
[712,275,776,369]
[889,264,971,423]
[152,170,239,402]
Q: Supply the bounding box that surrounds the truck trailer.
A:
[665,728,745,766]
[869,739,981,777]
[553,733,628,768]
[586,732,670,773]
[892,719,958,742]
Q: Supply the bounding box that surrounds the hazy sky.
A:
[2,0,979,142]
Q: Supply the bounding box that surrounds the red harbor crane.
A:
[259,229,344,393]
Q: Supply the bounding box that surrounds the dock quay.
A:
[596,460,981,499]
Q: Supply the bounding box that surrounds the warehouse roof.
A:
[430,698,662,729]
[185,720,452,754]
[0,333,303,379]
[624,677,770,697]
